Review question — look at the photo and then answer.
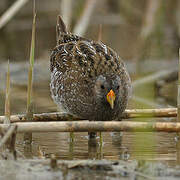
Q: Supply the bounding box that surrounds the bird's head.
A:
[94,75,121,109]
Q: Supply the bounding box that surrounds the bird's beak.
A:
[106,89,116,109]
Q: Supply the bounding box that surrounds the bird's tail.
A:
[56,16,68,44]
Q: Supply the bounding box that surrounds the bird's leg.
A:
[88,133,98,159]
[88,132,97,138]
[88,119,97,138]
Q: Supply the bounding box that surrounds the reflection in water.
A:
[24,143,33,159]
[69,132,74,160]
[23,132,33,159]
[0,68,178,165]
[0,60,178,166]
[176,136,180,165]
[15,131,177,166]
[111,132,129,160]
[98,132,104,159]
[88,136,98,159]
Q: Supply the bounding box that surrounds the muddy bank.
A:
[1,159,180,180]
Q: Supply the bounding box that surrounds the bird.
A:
[50,16,131,122]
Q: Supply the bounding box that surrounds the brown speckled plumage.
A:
[50,16,131,121]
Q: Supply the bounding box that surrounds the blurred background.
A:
[0,0,180,165]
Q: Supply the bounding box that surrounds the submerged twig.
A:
[0,0,29,29]
[0,108,177,123]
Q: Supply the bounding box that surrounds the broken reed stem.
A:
[0,121,180,133]
[178,48,180,122]
[4,61,11,124]
[98,24,102,42]
[0,108,177,123]
[0,125,17,149]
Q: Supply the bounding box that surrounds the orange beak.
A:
[106,89,116,109]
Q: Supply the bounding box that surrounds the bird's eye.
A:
[117,85,120,90]
[101,85,105,89]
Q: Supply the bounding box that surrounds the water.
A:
[14,131,178,166]
[0,60,178,167]
[0,1,179,179]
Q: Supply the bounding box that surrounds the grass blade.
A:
[27,2,36,118]
[27,12,36,109]
[4,61,10,124]
[24,2,36,148]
